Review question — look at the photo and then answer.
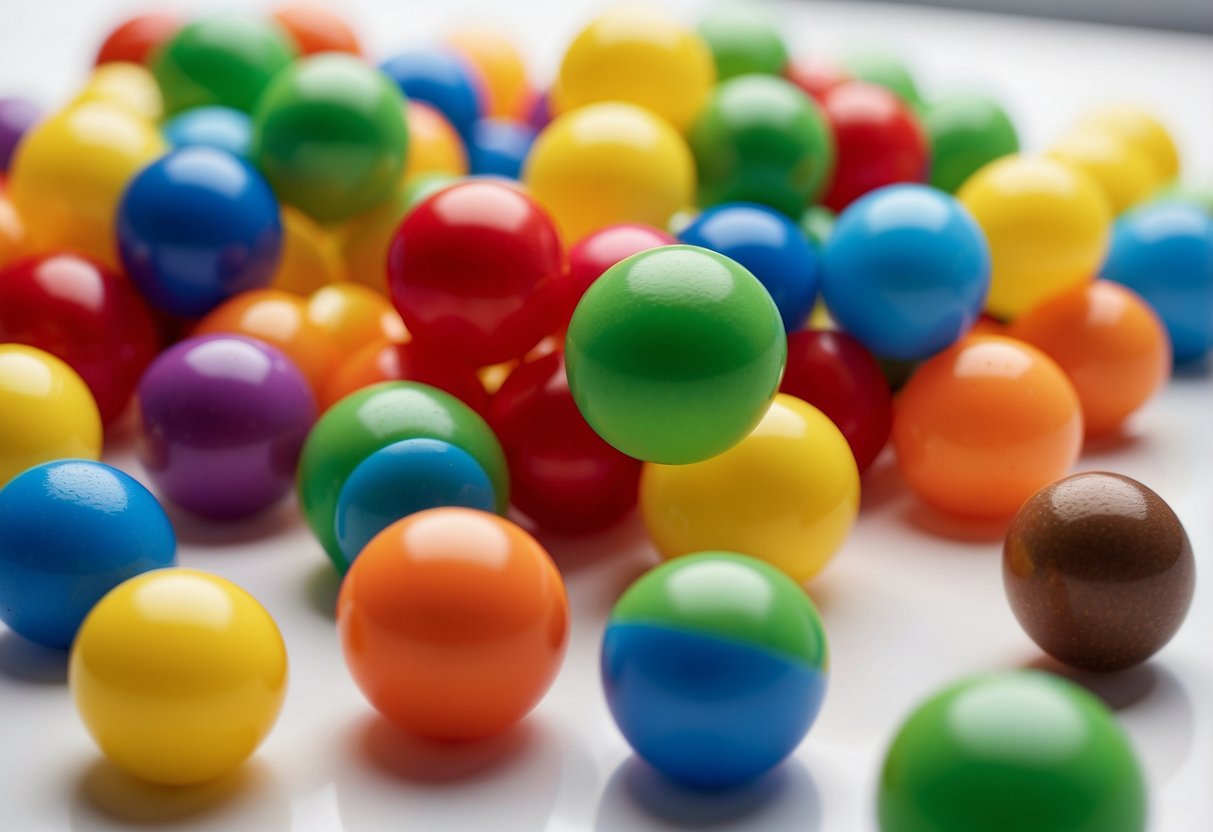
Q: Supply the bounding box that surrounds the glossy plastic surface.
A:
[271,5,362,56]
[1078,104,1179,182]
[162,105,252,157]
[73,62,163,121]
[784,57,851,102]
[840,51,923,109]
[467,118,535,179]
[339,185,413,294]
[924,92,1019,193]
[0,192,26,268]
[403,102,467,180]
[1049,128,1159,215]
[321,338,488,413]
[95,12,182,66]
[379,48,483,138]
[696,6,788,80]
[565,223,676,325]
[305,283,406,356]
[270,206,344,294]
[445,27,530,119]
[0,97,40,171]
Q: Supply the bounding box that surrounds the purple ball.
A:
[136,334,316,520]
[0,97,42,171]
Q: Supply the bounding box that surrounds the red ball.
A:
[779,329,892,472]
[0,253,159,425]
[489,350,643,534]
[388,180,566,367]
[565,223,676,324]
[95,12,183,66]
[321,337,488,414]
[785,57,851,102]
[819,81,928,212]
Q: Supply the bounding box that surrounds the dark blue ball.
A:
[380,49,483,138]
[468,118,536,180]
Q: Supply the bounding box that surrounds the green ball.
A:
[690,74,835,217]
[697,5,789,80]
[565,245,786,465]
[800,204,836,247]
[152,15,297,116]
[879,671,1147,832]
[842,51,923,110]
[1153,182,1213,215]
[251,54,408,222]
[297,382,508,573]
[924,92,1020,193]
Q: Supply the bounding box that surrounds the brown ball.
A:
[1003,471,1195,672]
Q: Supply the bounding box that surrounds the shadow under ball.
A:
[1003,472,1195,672]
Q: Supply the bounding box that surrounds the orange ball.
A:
[270,206,345,295]
[893,335,1083,520]
[402,102,468,181]
[306,283,407,356]
[321,338,488,413]
[337,507,569,741]
[0,190,27,269]
[1009,281,1170,437]
[446,27,531,119]
[271,5,362,56]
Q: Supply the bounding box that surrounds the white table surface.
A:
[1,1,1211,830]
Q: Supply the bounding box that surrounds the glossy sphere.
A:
[567,245,785,464]
[334,439,496,569]
[137,335,316,520]
[388,180,565,366]
[781,330,892,472]
[379,49,483,138]
[340,185,413,293]
[71,569,287,786]
[271,206,345,294]
[7,102,166,267]
[0,461,175,648]
[0,345,102,488]
[1049,129,1159,215]
[118,147,282,318]
[525,102,696,242]
[1155,182,1213,215]
[74,62,163,122]
[697,6,788,79]
[565,223,676,324]
[306,283,406,355]
[1078,105,1179,181]
[252,54,408,222]
[321,338,488,413]
[690,74,834,217]
[272,5,362,55]
[403,103,468,180]
[680,202,820,331]
[555,6,715,132]
[338,508,568,740]
[446,27,531,119]
[958,155,1111,320]
[1101,202,1213,363]
[603,552,827,788]
[840,51,923,109]
[0,253,159,424]
[95,12,182,65]
[297,382,508,571]
[1010,281,1170,436]
[893,336,1082,520]
[0,97,42,170]
[822,184,991,359]
[642,395,858,582]
[467,118,535,179]
[785,57,851,102]
[151,16,296,115]
[0,192,26,268]
[924,92,1019,194]
[878,671,1146,832]
[819,82,929,212]
[489,351,642,533]
[162,105,252,157]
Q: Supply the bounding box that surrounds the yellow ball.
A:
[958,155,1111,320]
[640,394,860,583]
[402,101,468,181]
[446,27,531,120]
[524,101,695,242]
[270,206,345,295]
[72,62,164,122]
[554,5,715,133]
[70,568,288,786]
[7,102,165,268]
[339,185,412,294]
[1048,129,1160,215]
[0,345,102,488]
[1078,104,1180,182]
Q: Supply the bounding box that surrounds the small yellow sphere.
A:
[1048,129,1160,215]
[1078,104,1180,182]
[70,569,288,786]
[640,394,860,583]
[72,62,164,122]
[446,27,531,120]
[402,101,468,181]
[270,206,345,295]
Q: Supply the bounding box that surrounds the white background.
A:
[1,1,1211,830]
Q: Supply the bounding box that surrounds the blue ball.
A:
[1102,202,1213,364]
[162,106,253,158]
[334,438,497,570]
[678,202,820,332]
[117,147,282,318]
[0,460,176,649]
[379,50,483,138]
[821,184,990,360]
[467,118,536,180]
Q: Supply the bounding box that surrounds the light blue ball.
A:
[162,106,253,158]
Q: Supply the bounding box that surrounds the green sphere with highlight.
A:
[697,5,789,80]
[565,245,786,465]
[842,51,923,109]
[925,92,1020,193]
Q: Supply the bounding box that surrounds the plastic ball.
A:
[603,552,827,788]
[151,15,297,116]
[1009,281,1169,436]
[0,192,26,268]
[0,253,159,424]
[271,5,362,56]
[73,62,163,122]
[95,12,182,66]
[923,91,1019,194]
[785,57,851,102]
[0,97,41,171]
[136,335,316,520]
[565,223,676,324]
[306,283,406,355]
[822,184,990,359]
[691,74,834,217]
[1049,129,1160,215]
[697,5,789,79]
[892,335,1083,520]
[467,118,535,179]
[641,394,859,582]
[781,330,892,472]
[0,461,175,649]
[524,102,696,242]
[162,105,252,157]
[819,82,929,212]
[296,381,508,571]
[878,671,1146,832]
[1078,104,1179,182]
[679,201,821,332]
[446,27,530,120]
[70,568,287,786]
[118,147,282,318]
[959,154,1111,320]
[840,50,923,109]
[270,206,345,294]
[7,102,166,267]
[252,54,408,222]
[1100,202,1213,363]
[321,338,488,413]
[339,185,412,293]
[402,102,468,181]
[0,345,102,488]
[337,507,568,740]
[379,48,484,138]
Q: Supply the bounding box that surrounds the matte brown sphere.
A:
[1004,471,1195,672]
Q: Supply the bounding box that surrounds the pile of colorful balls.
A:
[0,4,1210,829]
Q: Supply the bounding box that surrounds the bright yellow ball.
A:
[1048,128,1160,215]
[7,102,165,268]
[270,206,345,295]
[554,5,715,133]
[0,345,102,488]
[72,62,164,122]
[524,101,695,243]
[1078,104,1180,182]
[640,394,860,583]
[958,155,1111,320]
[446,27,531,120]
[402,101,468,181]
[70,568,288,786]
